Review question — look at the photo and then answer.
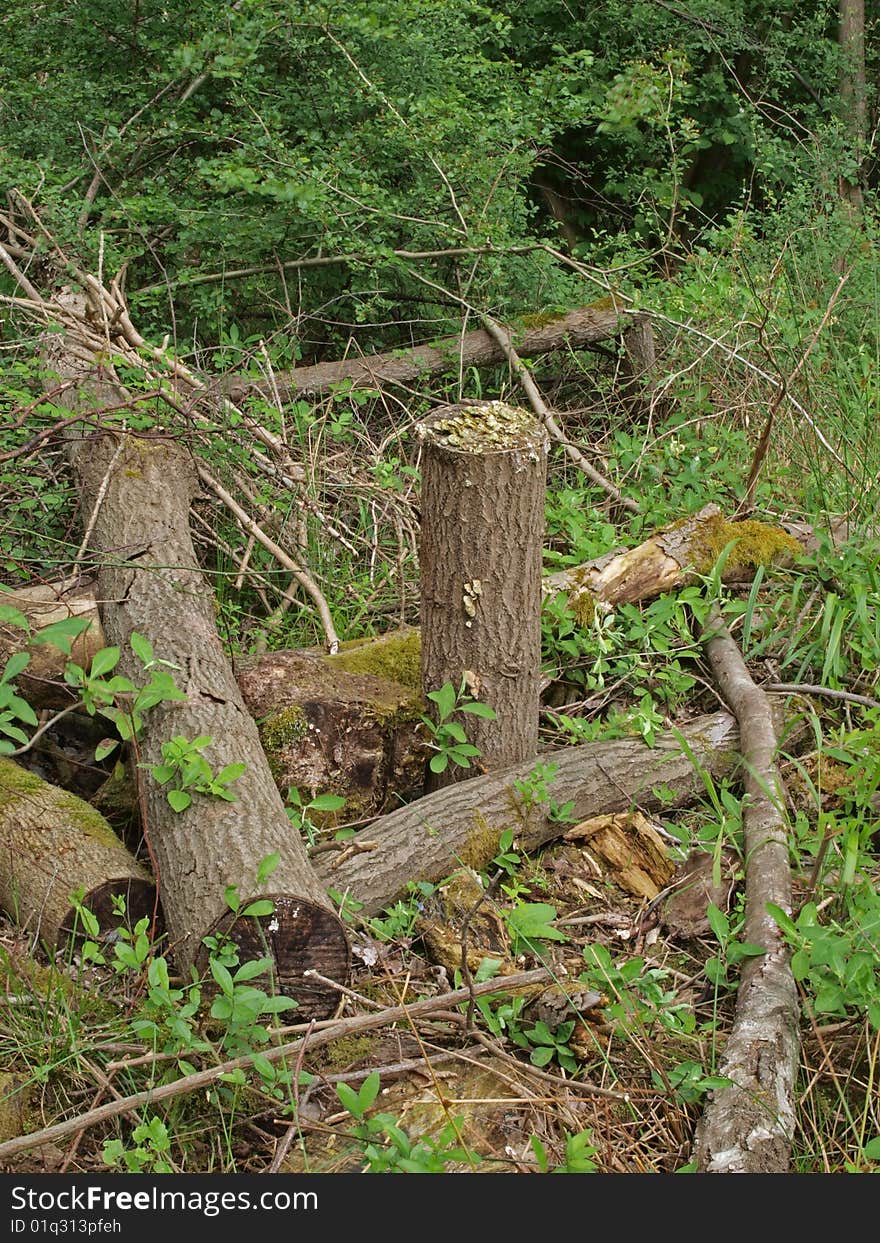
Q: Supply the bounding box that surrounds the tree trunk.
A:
[225,301,641,402]
[839,0,866,211]
[44,328,350,1021]
[0,756,155,950]
[418,402,548,789]
[314,709,795,915]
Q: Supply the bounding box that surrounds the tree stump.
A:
[417,401,548,789]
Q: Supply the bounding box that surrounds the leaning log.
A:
[0,756,155,949]
[314,709,797,916]
[418,402,548,789]
[225,300,640,402]
[44,325,350,1021]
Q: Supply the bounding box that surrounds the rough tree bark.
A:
[313,709,801,916]
[418,401,548,789]
[44,329,350,1021]
[692,608,800,1173]
[839,0,866,211]
[225,301,645,402]
[0,756,155,949]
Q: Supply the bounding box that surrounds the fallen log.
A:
[0,756,155,949]
[312,709,800,916]
[225,300,642,402]
[43,319,350,1021]
[692,608,800,1173]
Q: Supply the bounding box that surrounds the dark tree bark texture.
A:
[418,402,548,789]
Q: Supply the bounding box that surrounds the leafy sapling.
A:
[144,734,246,812]
[421,678,496,775]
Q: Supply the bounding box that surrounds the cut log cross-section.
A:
[418,401,548,790]
[43,324,350,1021]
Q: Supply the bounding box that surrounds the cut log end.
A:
[199,894,352,1022]
[58,876,158,948]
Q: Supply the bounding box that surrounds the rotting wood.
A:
[692,607,800,1174]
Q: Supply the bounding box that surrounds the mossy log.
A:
[234,647,427,821]
[225,300,640,402]
[44,321,350,1021]
[313,708,802,916]
[0,756,155,949]
[544,503,803,617]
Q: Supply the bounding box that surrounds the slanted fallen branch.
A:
[43,313,351,1021]
[0,967,555,1162]
[224,300,645,402]
[692,607,800,1173]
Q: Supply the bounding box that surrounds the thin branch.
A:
[479,312,641,514]
[0,968,552,1162]
[196,465,340,653]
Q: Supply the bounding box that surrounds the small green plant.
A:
[102,1116,173,1173]
[514,761,576,823]
[580,944,696,1035]
[515,1019,578,1074]
[769,885,880,1028]
[530,1128,599,1173]
[702,902,766,990]
[504,902,568,956]
[66,632,187,756]
[421,679,496,775]
[335,1071,479,1172]
[285,786,347,845]
[143,735,246,812]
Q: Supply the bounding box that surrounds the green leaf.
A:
[90,647,121,678]
[241,900,275,917]
[530,1045,555,1067]
[706,903,729,943]
[0,605,30,632]
[130,632,154,666]
[459,701,497,719]
[167,789,192,812]
[215,762,247,786]
[32,616,92,654]
[358,1071,381,1113]
[427,681,456,720]
[95,738,119,761]
[250,1053,276,1083]
[234,957,272,981]
[256,853,280,885]
[309,792,347,811]
[2,651,31,683]
[429,753,449,773]
[336,1081,362,1118]
[210,959,235,996]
